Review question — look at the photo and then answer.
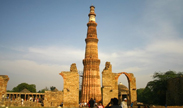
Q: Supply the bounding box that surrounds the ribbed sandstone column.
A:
[81,5,101,103]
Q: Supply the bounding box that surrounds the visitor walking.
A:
[111,98,121,108]
[97,102,104,108]
[130,102,133,108]
[165,104,167,108]
[89,98,95,108]
[121,98,127,108]
[21,98,24,106]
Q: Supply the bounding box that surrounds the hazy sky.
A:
[0,0,183,91]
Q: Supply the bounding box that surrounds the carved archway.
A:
[116,72,137,105]
[102,62,137,107]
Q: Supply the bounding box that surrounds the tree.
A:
[38,87,49,93]
[141,71,183,105]
[137,88,144,102]
[12,83,36,93]
[50,86,56,91]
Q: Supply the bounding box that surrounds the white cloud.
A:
[1,0,183,90]
[2,36,183,90]
[146,40,183,54]
[0,60,68,75]
[24,46,85,64]
[0,60,68,91]
[122,67,143,73]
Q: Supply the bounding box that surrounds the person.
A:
[89,98,95,108]
[130,102,133,108]
[105,98,121,108]
[21,98,24,106]
[84,102,87,107]
[60,102,63,107]
[121,98,127,108]
[110,98,121,108]
[97,102,104,108]
[165,104,167,108]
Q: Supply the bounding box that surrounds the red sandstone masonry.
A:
[81,5,102,103]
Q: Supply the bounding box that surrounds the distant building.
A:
[118,82,129,104]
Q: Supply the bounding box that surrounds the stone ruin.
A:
[43,90,63,107]
[102,62,137,107]
[59,63,79,107]
[0,75,9,106]
[1,62,138,107]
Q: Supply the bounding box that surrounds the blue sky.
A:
[0,0,183,91]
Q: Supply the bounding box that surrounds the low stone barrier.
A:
[4,100,42,107]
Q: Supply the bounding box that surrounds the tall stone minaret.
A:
[81,5,101,103]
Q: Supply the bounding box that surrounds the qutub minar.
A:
[80,5,102,103]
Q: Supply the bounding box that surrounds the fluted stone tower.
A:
[81,5,101,103]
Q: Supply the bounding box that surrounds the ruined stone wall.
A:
[102,62,118,107]
[0,75,9,102]
[128,73,137,105]
[102,62,137,106]
[43,91,63,107]
[166,77,183,106]
[60,63,79,107]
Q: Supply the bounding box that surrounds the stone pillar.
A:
[24,94,26,100]
[0,75,9,102]
[59,63,79,107]
[102,62,118,107]
[16,94,18,99]
[128,73,137,105]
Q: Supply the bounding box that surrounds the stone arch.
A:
[116,72,137,105]
[102,62,137,107]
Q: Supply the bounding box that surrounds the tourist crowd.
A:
[79,98,129,108]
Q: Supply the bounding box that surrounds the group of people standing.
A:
[106,98,129,108]
[87,98,104,108]
[85,98,130,108]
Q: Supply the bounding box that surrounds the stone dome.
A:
[118,82,129,92]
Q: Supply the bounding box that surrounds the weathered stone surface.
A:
[81,5,101,103]
[60,63,79,107]
[166,77,183,106]
[102,62,137,107]
[102,62,118,107]
[0,75,9,103]
[43,90,63,107]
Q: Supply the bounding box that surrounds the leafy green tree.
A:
[12,83,36,92]
[7,90,12,92]
[137,88,144,102]
[141,71,183,105]
[50,86,56,91]
[38,87,49,93]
